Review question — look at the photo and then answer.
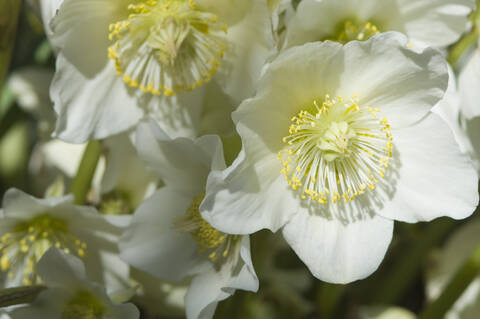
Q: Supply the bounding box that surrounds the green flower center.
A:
[176,194,237,262]
[99,190,133,215]
[279,95,393,204]
[108,0,227,96]
[325,20,380,44]
[62,290,106,319]
[0,213,87,285]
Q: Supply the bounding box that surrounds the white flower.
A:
[456,46,480,173]
[459,46,480,119]
[48,0,275,142]
[0,189,124,288]
[99,133,159,216]
[119,121,258,319]
[426,218,480,319]
[285,0,475,49]
[201,33,479,283]
[437,46,480,172]
[10,248,139,319]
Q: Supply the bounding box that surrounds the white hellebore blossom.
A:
[10,248,139,319]
[119,121,258,319]
[285,0,475,49]
[201,32,479,283]
[0,189,124,288]
[49,0,274,142]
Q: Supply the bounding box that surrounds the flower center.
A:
[176,194,237,262]
[62,290,106,319]
[325,20,380,44]
[0,214,87,285]
[99,190,133,215]
[108,0,227,96]
[279,95,393,204]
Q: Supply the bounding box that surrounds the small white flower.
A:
[48,0,275,142]
[0,189,123,288]
[201,33,479,283]
[119,121,258,319]
[285,0,475,49]
[10,248,139,319]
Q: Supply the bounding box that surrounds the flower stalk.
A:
[448,1,480,66]
[70,141,102,205]
[0,0,21,88]
[0,285,46,308]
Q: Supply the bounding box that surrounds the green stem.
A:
[0,285,46,307]
[373,219,456,305]
[0,0,21,88]
[447,27,478,67]
[70,141,102,205]
[447,2,480,67]
[316,283,345,319]
[418,241,480,319]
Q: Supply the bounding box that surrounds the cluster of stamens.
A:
[62,290,106,319]
[99,190,133,215]
[326,20,380,44]
[108,0,227,96]
[0,214,87,285]
[176,194,237,263]
[279,95,393,204]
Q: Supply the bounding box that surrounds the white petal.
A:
[119,190,210,282]
[147,88,206,140]
[376,112,478,222]
[285,0,474,49]
[184,236,258,319]
[36,247,86,286]
[459,49,480,119]
[285,0,396,48]
[432,65,475,156]
[51,57,143,143]
[38,0,64,36]
[50,0,129,75]
[3,188,73,219]
[10,288,72,319]
[282,209,393,284]
[198,82,236,137]
[109,303,140,319]
[340,32,448,128]
[201,149,298,234]
[232,40,344,152]
[214,0,275,104]
[135,121,224,192]
[101,133,157,208]
[196,0,251,26]
[391,0,475,48]
[464,116,480,172]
